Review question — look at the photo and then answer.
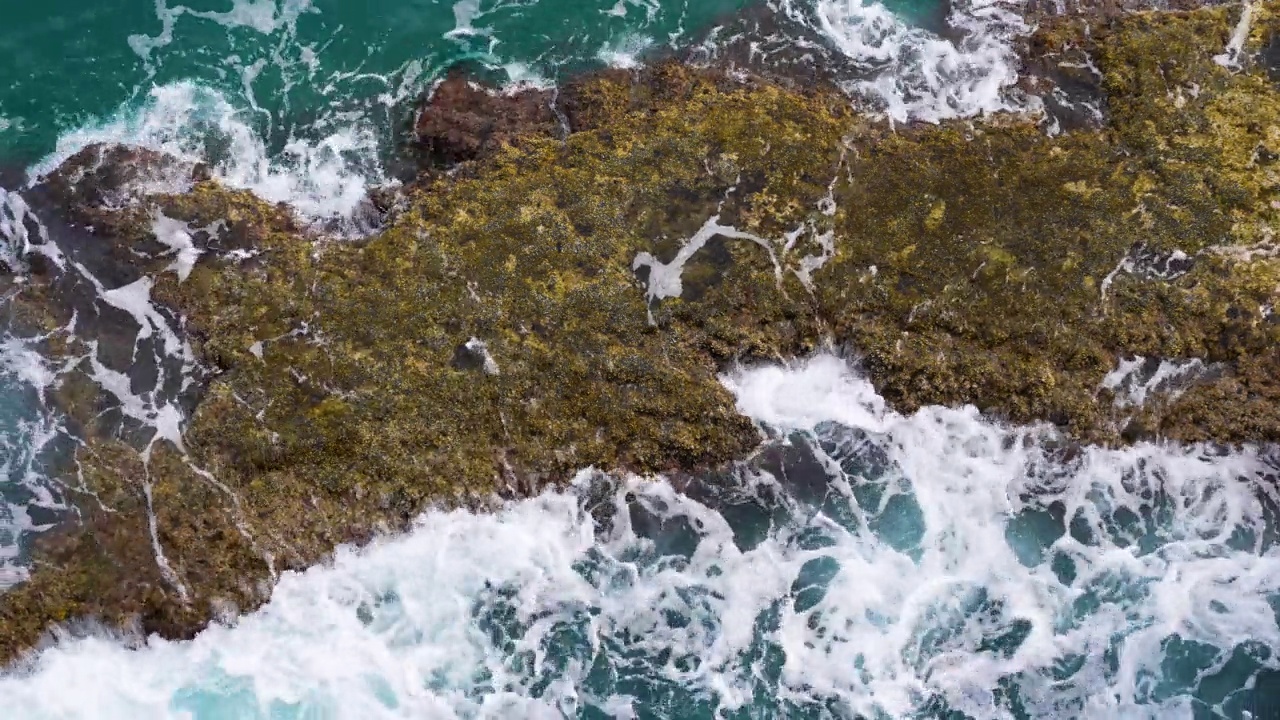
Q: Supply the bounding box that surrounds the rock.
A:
[450,338,498,374]
[1021,0,1231,25]
[0,162,26,191]
[5,0,1280,669]
[413,68,561,168]
[1018,18,1110,132]
[33,145,193,227]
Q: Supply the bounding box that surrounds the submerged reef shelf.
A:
[2,0,1280,663]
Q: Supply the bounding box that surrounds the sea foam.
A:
[28,82,385,228]
[0,353,1274,718]
[775,0,1032,122]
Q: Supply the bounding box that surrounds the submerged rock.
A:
[3,0,1280,666]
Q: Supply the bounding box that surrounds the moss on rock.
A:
[4,3,1280,663]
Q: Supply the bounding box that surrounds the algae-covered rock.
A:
[4,2,1280,664]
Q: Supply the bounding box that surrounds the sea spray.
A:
[27,83,387,228]
[0,337,64,591]
[787,0,1032,121]
[0,354,1275,718]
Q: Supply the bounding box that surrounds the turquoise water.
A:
[0,0,1011,175]
[0,0,756,165]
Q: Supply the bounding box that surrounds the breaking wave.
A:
[28,82,388,226]
[776,0,1033,121]
[1,355,1277,718]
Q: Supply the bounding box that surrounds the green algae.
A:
[5,4,1280,663]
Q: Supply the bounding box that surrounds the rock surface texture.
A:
[2,0,1280,663]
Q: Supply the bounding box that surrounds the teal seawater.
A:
[0,0,960,169]
[0,0,758,166]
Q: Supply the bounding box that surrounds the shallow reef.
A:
[2,1,1280,663]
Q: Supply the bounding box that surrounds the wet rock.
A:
[1263,26,1280,81]
[1016,0,1240,132]
[679,2,855,91]
[356,184,403,229]
[0,163,26,191]
[32,145,193,231]
[1022,0,1230,24]
[450,338,498,374]
[1019,18,1109,132]
[6,0,1280,671]
[413,69,560,168]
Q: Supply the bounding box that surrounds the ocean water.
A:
[0,355,1277,718]
[2,0,1278,718]
[1,0,1029,217]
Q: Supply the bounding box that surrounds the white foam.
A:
[500,63,556,92]
[184,0,313,35]
[789,227,836,291]
[128,0,316,63]
[0,189,37,272]
[0,189,63,273]
[87,274,181,360]
[781,0,1031,122]
[720,352,889,433]
[1214,0,1254,69]
[0,339,58,399]
[1101,356,1210,407]
[602,0,662,22]
[633,215,766,304]
[30,82,385,226]
[10,244,273,595]
[82,344,185,457]
[0,488,606,718]
[0,203,220,597]
[632,211,839,320]
[445,0,491,39]
[142,480,190,603]
[59,252,199,458]
[724,354,1279,716]
[597,33,655,69]
[1,353,1273,717]
[0,333,73,591]
[149,212,204,282]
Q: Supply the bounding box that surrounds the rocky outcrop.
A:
[414,69,562,168]
[2,0,1280,665]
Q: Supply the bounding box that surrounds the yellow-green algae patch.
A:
[5,3,1280,662]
